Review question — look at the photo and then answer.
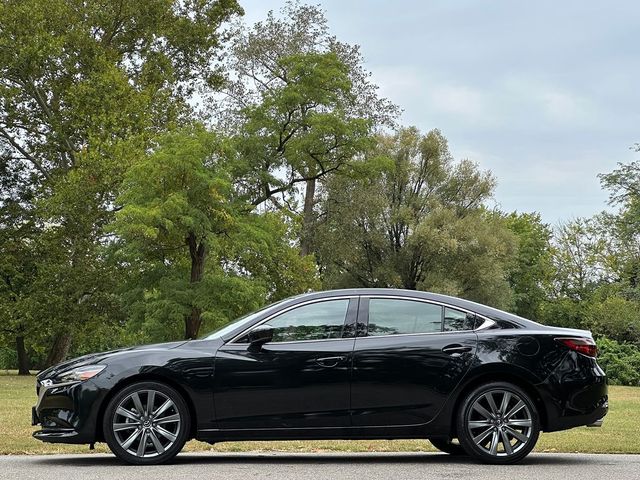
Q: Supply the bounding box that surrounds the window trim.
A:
[357,295,494,339]
[228,296,358,345]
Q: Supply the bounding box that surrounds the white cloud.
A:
[500,75,597,127]
[539,90,592,125]
[429,84,487,120]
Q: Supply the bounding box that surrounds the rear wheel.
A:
[429,437,466,455]
[103,381,190,465]
[456,382,540,464]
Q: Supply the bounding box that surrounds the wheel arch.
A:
[446,367,549,436]
[95,372,198,442]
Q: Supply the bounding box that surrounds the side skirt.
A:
[196,424,443,443]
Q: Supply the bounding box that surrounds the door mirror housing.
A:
[248,324,274,351]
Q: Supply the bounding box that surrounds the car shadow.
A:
[33,452,607,467]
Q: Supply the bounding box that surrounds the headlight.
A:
[55,365,106,383]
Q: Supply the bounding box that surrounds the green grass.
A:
[1,371,638,455]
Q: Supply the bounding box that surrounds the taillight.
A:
[555,337,598,357]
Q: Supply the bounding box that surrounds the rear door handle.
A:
[315,355,346,368]
[442,344,473,355]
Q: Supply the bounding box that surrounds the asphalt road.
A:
[2,452,639,480]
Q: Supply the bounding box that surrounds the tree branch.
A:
[0,126,52,180]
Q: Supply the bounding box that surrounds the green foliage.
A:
[0,0,243,366]
[115,127,235,254]
[235,50,374,205]
[537,297,584,329]
[0,347,17,370]
[316,127,516,308]
[596,337,640,386]
[503,212,554,321]
[222,2,397,256]
[587,296,640,346]
[550,218,613,301]
[112,127,318,342]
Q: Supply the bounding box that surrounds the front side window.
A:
[367,299,443,336]
[240,299,350,343]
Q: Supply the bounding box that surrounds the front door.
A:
[213,297,358,430]
[351,296,478,427]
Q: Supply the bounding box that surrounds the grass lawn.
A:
[1,371,638,455]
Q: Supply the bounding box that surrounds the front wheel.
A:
[103,381,190,465]
[456,382,540,464]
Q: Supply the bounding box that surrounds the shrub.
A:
[0,346,17,370]
[596,337,640,386]
[587,296,640,346]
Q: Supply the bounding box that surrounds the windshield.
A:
[201,299,288,340]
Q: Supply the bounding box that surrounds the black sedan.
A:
[32,289,608,465]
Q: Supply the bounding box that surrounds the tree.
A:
[112,128,318,340]
[315,127,516,308]
[550,218,613,302]
[0,156,38,374]
[503,212,553,320]
[536,155,640,333]
[221,2,397,255]
[0,0,243,181]
[0,0,243,365]
[598,159,640,294]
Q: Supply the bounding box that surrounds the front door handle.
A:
[315,355,346,368]
[442,344,473,356]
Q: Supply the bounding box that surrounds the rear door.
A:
[213,297,358,430]
[350,296,478,427]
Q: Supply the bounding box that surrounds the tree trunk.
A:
[300,177,316,256]
[45,332,72,367]
[16,335,30,375]
[184,232,206,340]
[185,306,203,340]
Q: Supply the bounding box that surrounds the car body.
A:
[32,288,608,464]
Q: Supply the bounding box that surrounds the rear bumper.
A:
[545,397,608,431]
[539,351,609,432]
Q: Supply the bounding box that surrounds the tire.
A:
[103,381,190,465]
[456,381,540,464]
[429,437,467,455]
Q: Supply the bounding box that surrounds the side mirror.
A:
[248,324,274,351]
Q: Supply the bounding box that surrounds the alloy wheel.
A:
[465,389,533,457]
[112,389,182,458]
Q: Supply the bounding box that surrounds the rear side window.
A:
[443,307,478,331]
[367,299,442,336]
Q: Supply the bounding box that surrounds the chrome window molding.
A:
[224,336,357,347]
[476,318,496,330]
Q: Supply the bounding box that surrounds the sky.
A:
[239,0,640,225]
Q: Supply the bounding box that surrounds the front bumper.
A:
[32,378,103,444]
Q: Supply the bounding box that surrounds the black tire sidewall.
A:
[103,381,191,465]
[429,437,467,455]
[456,381,540,464]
